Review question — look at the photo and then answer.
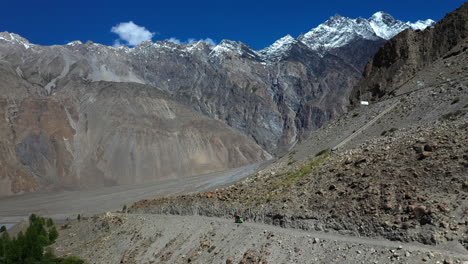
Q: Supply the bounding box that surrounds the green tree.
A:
[0,231,10,262]
[0,215,85,264]
[0,226,6,233]
[46,218,54,228]
[48,227,58,243]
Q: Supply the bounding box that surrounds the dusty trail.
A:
[55,213,468,264]
[332,101,399,150]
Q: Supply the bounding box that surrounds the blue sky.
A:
[2,0,465,49]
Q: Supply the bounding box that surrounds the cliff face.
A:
[350,3,468,104]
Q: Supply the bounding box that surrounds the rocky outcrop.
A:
[350,3,468,104]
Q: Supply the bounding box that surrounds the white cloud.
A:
[166,37,216,46]
[111,21,154,46]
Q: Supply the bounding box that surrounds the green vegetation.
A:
[352,112,359,117]
[0,226,5,233]
[451,96,460,104]
[46,219,53,228]
[0,214,85,264]
[271,149,331,191]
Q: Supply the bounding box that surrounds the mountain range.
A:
[0,11,434,196]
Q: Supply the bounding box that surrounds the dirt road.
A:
[55,213,468,264]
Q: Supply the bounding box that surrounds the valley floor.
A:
[0,162,264,225]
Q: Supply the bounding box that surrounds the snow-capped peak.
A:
[406,19,436,30]
[298,12,435,53]
[368,11,409,39]
[209,40,258,59]
[298,14,379,52]
[257,35,298,61]
[0,32,32,49]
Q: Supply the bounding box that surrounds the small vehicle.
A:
[234,214,244,223]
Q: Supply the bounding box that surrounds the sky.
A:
[1,0,465,50]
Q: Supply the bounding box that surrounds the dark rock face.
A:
[350,3,468,104]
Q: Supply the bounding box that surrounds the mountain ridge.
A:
[0,11,434,62]
[0,11,436,196]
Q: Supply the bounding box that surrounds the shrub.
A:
[0,225,6,232]
[451,96,460,104]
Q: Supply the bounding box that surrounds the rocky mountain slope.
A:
[55,44,468,262]
[0,12,434,196]
[0,80,269,196]
[48,4,468,263]
[0,11,433,153]
[350,3,467,104]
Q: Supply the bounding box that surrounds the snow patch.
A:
[406,19,436,30]
[257,35,297,61]
[66,40,83,46]
[0,32,32,49]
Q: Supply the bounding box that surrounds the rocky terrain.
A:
[55,214,467,264]
[0,11,433,196]
[47,4,468,263]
